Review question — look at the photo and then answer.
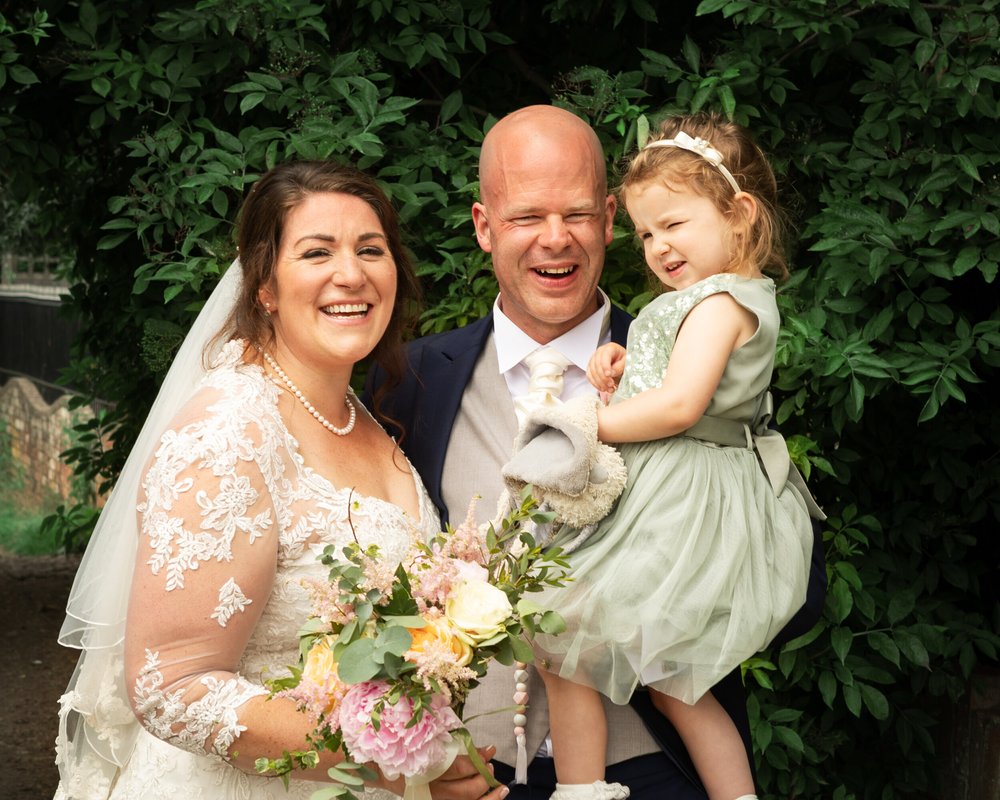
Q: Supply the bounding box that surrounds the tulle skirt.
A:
[533,436,813,705]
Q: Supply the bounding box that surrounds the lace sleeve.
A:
[125,390,278,760]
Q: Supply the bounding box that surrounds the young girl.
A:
[529,114,820,800]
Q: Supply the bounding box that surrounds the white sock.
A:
[732,795,759,800]
[551,782,630,800]
[553,785,595,799]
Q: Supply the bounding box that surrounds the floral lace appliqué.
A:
[134,649,266,759]
[212,577,253,627]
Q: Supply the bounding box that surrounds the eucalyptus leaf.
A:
[539,611,566,635]
[375,625,413,657]
[337,639,380,684]
[383,615,428,628]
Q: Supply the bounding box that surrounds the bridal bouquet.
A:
[256,488,568,800]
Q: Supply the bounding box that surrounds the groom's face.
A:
[472,131,615,345]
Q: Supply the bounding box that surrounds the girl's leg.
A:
[538,667,608,783]
[650,688,756,800]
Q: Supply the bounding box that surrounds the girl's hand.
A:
[588,343,627,394]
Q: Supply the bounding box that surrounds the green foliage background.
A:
[2,1,998,797]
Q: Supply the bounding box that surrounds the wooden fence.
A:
[0,253,78,403]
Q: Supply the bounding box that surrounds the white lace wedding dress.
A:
[55,341,437,799]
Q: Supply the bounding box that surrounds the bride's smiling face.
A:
[259,191,397,379]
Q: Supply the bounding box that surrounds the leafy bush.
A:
[2,0,997,796]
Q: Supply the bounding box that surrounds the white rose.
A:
[445,579,513,645]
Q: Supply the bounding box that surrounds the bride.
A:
[54,161,506,800]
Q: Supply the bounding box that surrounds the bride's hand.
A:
[428,746,508,799]
[375,746,508,799]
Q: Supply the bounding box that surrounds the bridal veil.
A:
[55,259,242,795]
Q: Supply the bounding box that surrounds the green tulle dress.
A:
[533,274,814,705]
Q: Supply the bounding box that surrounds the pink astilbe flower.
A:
[405,638,479,705]
[274,678,347,730]
[408,553,459,613]
[301,577,355,626]
[440,496,487,565]
[339,681,462,778]
[358,551,398,603]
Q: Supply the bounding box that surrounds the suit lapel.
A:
[410,316,494,522]
[610,304,632,346]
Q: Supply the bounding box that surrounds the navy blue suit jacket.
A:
[365,305,826,795]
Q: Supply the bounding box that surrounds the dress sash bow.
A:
[682,392,826,521]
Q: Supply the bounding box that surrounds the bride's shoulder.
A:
[203,338,276,401]
[158,340,279,446]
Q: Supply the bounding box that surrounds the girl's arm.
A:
[597,293,757,443]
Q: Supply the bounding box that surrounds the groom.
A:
[367,105,825,799]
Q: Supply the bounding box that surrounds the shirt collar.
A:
[493,288,611,373]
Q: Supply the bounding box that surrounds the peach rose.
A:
[302,635,345,714]
[406,617,473,666]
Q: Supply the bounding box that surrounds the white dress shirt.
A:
[493,288,613,401]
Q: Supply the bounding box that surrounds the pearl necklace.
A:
[260,350,356,436]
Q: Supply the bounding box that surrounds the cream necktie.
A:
[514,347,571,425]
[510,346,571,781]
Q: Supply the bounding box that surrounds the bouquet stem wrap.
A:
[400,736,462,800]
[400,729,501,800]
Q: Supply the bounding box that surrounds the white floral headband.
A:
[643,130,742,194]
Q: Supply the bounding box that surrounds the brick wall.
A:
[0,377,83,506]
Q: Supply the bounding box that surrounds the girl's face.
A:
[625,179,738,292]
[258,191,397,382]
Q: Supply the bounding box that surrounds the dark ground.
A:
[0,552,81,800]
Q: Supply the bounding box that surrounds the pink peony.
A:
[338,680,463,778]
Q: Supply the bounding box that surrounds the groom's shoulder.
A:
[404,314,494,361]
[610,302,634,323]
